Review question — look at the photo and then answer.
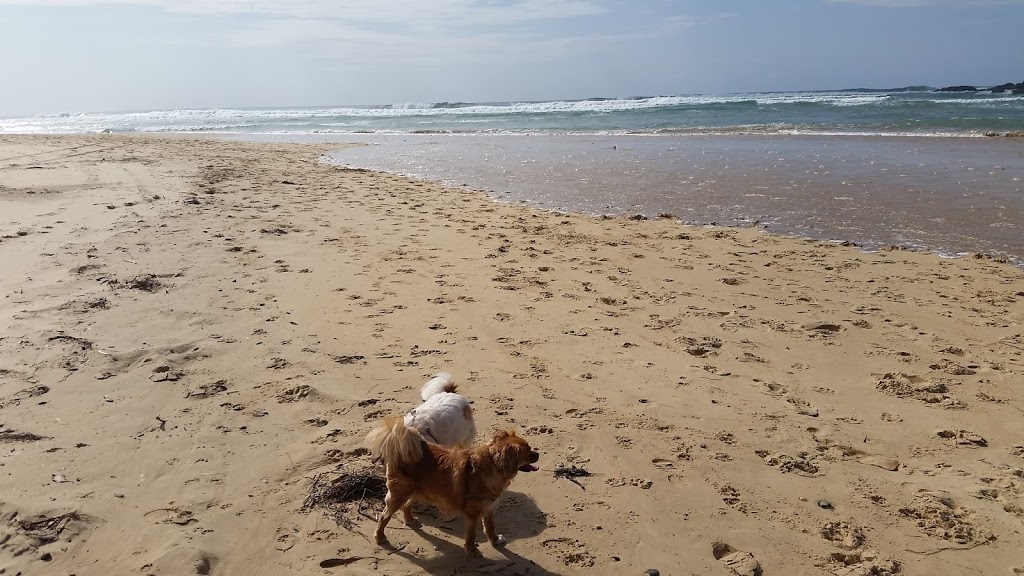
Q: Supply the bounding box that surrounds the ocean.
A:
[3,89,1023,263]
[3,89,1024,137]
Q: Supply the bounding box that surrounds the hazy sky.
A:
[0,0,1021,114]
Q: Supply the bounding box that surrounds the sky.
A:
[0,0,1022,114]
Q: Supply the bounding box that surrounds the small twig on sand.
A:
[356,488,368,518]
[905,539,993,556]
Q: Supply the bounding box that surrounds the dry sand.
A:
[1,134,1023,576]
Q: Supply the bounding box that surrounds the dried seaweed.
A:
[126,274,162,292]
[0,429,49,443]
[18,512,85,544]
[47,334,93,349]
[554,463,593,489]
[303,463,387,530]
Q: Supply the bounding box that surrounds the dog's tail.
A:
[420,372,457,401]
[365,416,423,468]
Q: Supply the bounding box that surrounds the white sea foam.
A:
[0,93,892,131]
[0,91,1019,136]
[926,96,1024,105]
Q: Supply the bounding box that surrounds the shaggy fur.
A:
[365,417,539,556]
[402,372,476,447]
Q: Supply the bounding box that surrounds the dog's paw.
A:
[493,534,507,547]
[466,546,483,558]
[404,518,422,529]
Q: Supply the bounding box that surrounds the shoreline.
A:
[2,134,1023,576]
[312,132,1024,266]
[308,162,1019,267]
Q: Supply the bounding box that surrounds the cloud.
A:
[227,12,681,65]
[0,0,711,103]
[0,0,608,26]
[0,0,722,59]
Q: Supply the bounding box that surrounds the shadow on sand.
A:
[377,490,563,575]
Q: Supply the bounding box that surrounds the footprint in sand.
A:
[541,537,596,568]
[185,380,228,399]
[144,507,198,526]
[929,359,976,375]
[755,450,821,476]
[652,458,676,471]
[274,526,297,551]
[821,521,866,550]
[755,379,787,396]
[935,429,987,447]
[786,396,819,417]
[828,550,900,576]
[605,477,653,489]
[874,372,963,408]
[0,384,50,409]
[803,321,843,333]
[897,492,987,545]
[718,485,743,508]
[712,542,762,576]
[737,352,767,364]
[276,384,314,403]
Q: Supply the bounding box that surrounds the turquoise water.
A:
[3,89,1024,136]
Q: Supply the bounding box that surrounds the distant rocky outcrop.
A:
[936,85,980,92]
[936,81,1024,94]
[838,86,934,93]
[990,82,1024,94]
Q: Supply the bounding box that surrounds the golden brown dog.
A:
[365,416,539,556]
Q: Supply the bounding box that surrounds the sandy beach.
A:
[2,134,1024,576]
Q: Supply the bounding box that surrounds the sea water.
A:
[3,90,1024,137]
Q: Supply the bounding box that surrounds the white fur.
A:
[420,372,455,401]
[403,372,476,447]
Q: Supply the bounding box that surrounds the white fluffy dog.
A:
[403,372,476,447]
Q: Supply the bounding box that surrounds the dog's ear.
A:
[490,429,515,443]
[490,436,521,476]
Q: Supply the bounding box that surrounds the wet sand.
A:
[321,134,1024,263]
[2,134,1023,576]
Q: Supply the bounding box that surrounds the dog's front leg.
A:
[482,510,505,547]
[464,513,482,557]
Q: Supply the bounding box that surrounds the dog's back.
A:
[406,372,476,446]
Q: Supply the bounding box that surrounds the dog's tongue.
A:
[519,464,539,472]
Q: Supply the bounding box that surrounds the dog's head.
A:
[489,430,540,475]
